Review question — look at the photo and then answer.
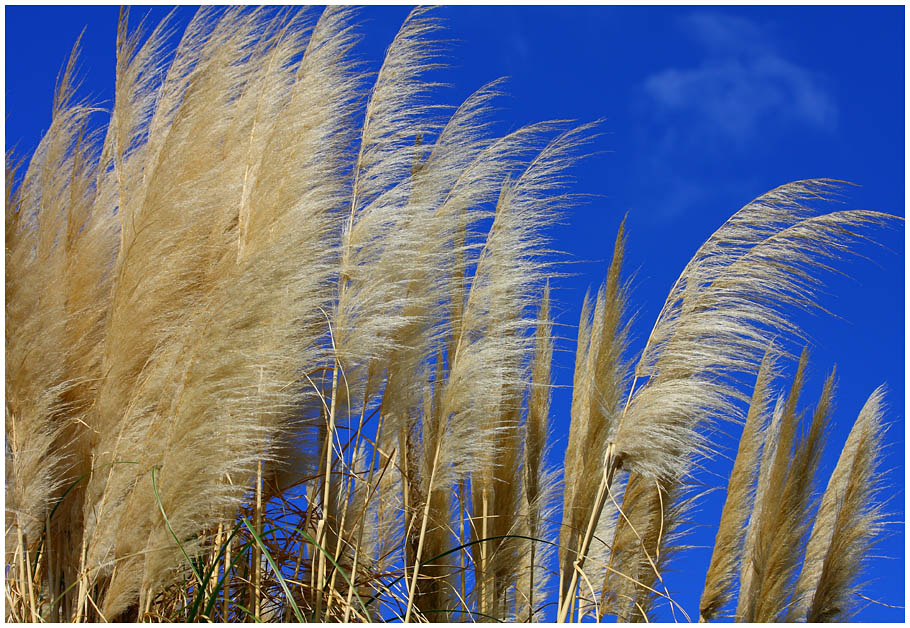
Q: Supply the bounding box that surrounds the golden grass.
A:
[5,6,900,623]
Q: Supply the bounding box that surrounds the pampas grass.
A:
[699,348,776,622]
[5,6,900,623]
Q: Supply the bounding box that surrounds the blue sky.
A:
[5,5,904,622]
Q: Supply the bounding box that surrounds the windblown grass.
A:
[5,6,901,623]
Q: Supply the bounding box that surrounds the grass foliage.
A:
[5,7,900,623]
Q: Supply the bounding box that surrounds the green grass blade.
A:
[266,520,372,622]
[241,516,306,623]
[151,466,204,588]
[202,538,255,621]
[46,572,83,613]
[186,521,244,622]
[233,602,264,622]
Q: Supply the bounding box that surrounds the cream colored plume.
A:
[63,7,355,616]
[614,181,895,483]
[790,385,889,622]
[560,219,632,610]
[699,347,776,621]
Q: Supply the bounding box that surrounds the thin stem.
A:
[46,513,58,622]
[315,360,340,621]
[74,534,88,622]
[223,532,231,621]
[253,460,263,620]
[403,439,443,623]
[326,389,371,618]
[343,413,389,622]
[480,485,490,616]
[557,442,620,623]
[17,524,37,622]
[458,480,468,617]
[527,541,536,622]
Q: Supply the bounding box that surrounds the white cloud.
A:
[642,12,837,141]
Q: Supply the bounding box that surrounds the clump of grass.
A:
[5,6,900,623]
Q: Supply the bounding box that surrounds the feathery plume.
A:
[334,6,446,380]
[751,364,834,622]
[560,219,632,610]
[737,348,809,621]
[521,282,555,620]
[6,36,115,587]
[5,6,901,623]
[737,394,785,621]
[71,8,355,616]
[699,347,776,621]
[794,386,889,622]
[614,183,895,484]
